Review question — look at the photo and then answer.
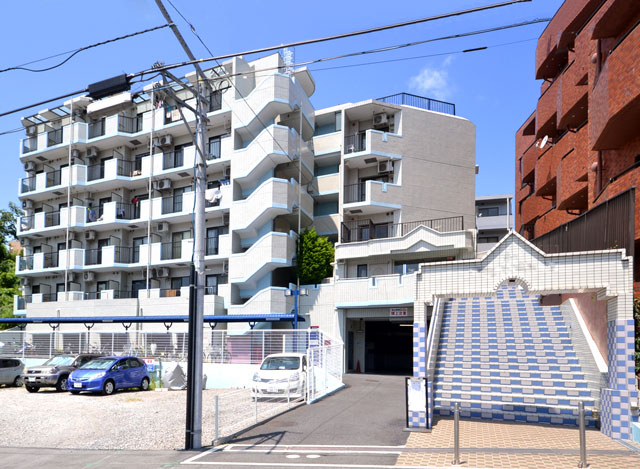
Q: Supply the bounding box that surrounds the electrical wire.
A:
[0,24,172,74]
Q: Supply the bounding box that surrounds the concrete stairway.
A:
[433,284,600,426]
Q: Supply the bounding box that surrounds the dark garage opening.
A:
[364,320,412,374]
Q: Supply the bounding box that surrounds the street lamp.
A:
[284,287,309,331]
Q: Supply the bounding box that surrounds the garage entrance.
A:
[347,317,413,375]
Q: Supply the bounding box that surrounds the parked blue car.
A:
[67,356,150,395]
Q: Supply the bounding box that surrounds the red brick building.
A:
[515,0,640,291]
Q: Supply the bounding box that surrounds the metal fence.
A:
[376,92,456,116]
[341,216,464,243]
[306,343,344,403]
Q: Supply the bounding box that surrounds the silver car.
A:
[0,358,24,387]
[22,354,103,392]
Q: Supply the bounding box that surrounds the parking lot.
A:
[0,386,250,450]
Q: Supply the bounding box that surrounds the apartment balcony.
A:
[15,248,84,276]
[343,129,402,168]
[312,131,341,156]
[476,213,510,231]
[337,217,470,261]
[520,141,538,184]
[557,147,588,212]
[205,234,231,260]
[535,76,558,139]
[342,180,401,216]
[534,136,564,198]
[228,231,296,288]
[313,214,340,236]
[228,286,293,316]
[591,21,640,150]
[232,125,298,187]
[17,206,88,237]
[315,173,339,195]
[83,114,145,150]
[205,135,233,171]
[19,122,88,159]
[557,60,588,129]
[84,246,139,269]
[19,165,87,200]
[233,73,314,141]
[231,178,312,237]
[334,274,415,309]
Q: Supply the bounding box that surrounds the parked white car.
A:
[252,353,307,399]
[0,358,24,387]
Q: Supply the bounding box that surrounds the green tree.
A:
[0,203,22,330]
[297,228,334,285]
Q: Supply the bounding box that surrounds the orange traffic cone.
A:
[355,360,361,373]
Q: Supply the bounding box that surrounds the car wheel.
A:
[56,375,69,392]
[102,380,115,396]
[13,376,23,387]
[25,385,39,393]
[140,377,150,391]
[70,391,80,395]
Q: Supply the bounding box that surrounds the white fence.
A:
[0,329,327,364]
[307,343,345,403]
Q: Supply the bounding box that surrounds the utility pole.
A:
[154,0,209,450]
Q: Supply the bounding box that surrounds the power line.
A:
[0,1,535,118]
[131,0,533,78]
[0,24,172,74]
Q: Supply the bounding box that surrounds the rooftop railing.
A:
[376,92,456,116]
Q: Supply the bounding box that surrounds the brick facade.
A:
[515,0,640,293]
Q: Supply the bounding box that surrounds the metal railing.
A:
[43,252,59,268]
[88,119,105,139]
[45,169,62,187]
[344,132,366,154]
[208,138,221,160]
[16,295,32,310]
[44,211,61,228]
[376,92,456,116]
[343,182,367,203]
[85,249,102,266]
[163,151,184,170]
[87,162,105,181]
[86,205,104,222]
[160,241,184,260]
[115,202,136,220]
[161,196,184,214]
[206,236,219,256]
[114,246,133,264]
[19,215,34,231]
[20,176,36,193]
[18,256,34,271]
[118,115,138,133]
[47,128,63,147]
[22,137,37,154]
[85,290,135,300]
[341,216,464,243]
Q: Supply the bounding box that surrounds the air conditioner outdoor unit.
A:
[378,160,393,174]
[157,267,170,278]
[87,147,99,159]
[85,230,97,241]
[26,125,37,136]
[155,222,168,233]
[224,167,231,179]
[20,277,31,286]
[153,179,172,191]
[22,199,33,210]
[159,135,173,147]
[24,161,36,172]
[373,112,388,127]
[83,272,95,281]
[222,262,229,274]
[71,149,80,159]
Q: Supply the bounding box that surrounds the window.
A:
[335,111,342,131]
[205,275,219,295]
[314,201,338,216]
[477,207,500,217]
[356,264,367,278]
[134,152,148,173]
[478,236,500,244]
[314,164,339,177]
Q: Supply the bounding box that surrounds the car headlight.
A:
[290,372,299,381]
[93,372,106,379]
[253,372,260,381]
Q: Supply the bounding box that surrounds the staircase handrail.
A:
[425,297,444,382]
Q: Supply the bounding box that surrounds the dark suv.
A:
[22,354,104,392]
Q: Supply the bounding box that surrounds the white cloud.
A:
[408,56,454,101]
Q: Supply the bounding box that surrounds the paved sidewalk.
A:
[396,418,640,468]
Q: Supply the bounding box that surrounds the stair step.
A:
[434,376,593,388]
[437,350,576,358]
[434,367,587,381]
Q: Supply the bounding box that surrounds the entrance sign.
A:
[390,308,408,317]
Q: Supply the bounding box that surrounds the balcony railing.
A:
[43,252,59,268]
[208,138,221,160]
[85,249,102,266]
[341,216,464,243]
[88,119,105,139]
[47,128,63,147]
[206,236,219,256]
[118,115,138,134]
[161,196,184,214]
[44,211,61,228]
[46,169,62,188]
[41,293,57,302]
[114,246,133,263]
[344,132,366,154]
[19,256,34,271]
[163,151,184,170]
[160,241,184,260]
[343,182,367,203]
[376,92,456,116]
[160,288,182,297]
[16,295,32,310]
[115,202,137,220]
[209,91,222,112]
[21,176,36,193]
[19,215,33,231]
[85,290,135,300]
[22,137,37,154]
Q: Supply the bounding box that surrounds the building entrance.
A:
[347,318,412,375]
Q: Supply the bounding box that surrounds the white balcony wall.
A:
[228,286,293,316]
[334,274,416,307]
[313,132,341,155]
[61,165,87,186]
[228,232,295,286]
[313,214,340,235]
[209,234,231,258]
[59,249,84,269]
[316,174,339,194]
[33,252,44,271]
[476,214,510,230]
[231,125,294,182]
[56,291,84,302]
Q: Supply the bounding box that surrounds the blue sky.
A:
[0,0,562,210]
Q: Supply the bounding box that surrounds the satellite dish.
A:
[539,135,549,149]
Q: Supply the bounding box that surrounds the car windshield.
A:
[80,358,116,370]
[43,356,74,366]
[260,356,300,370]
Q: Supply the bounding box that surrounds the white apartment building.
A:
[475,194,512,252]
[13,53,476,341]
